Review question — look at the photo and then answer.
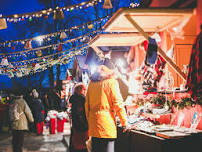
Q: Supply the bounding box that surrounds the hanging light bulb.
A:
[53,10,64,20]
[103,0,113,9]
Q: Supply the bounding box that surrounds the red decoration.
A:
[49,118,56,134]
[32,63,36,68]
[143,40,148,51]
[12,46,15,50]
[58,44,63,51]
[22,18,25,21]
[44,16,48,19]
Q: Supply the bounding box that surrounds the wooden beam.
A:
[125,14,186,81]
[89,33,145,47]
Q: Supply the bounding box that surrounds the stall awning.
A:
[103,8,193,33]
[90,8,193,80]
[89,33,145,47]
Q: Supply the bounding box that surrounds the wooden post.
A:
[125,14,186,81]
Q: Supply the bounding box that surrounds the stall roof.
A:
[94,8,194,81]
[103,8,193,33]
[89,33,145,47]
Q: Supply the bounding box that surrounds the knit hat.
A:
[32,89,39,98]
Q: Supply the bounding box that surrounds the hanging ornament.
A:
[63,58,69,64]
[166,45,174,59]
[58,44,63,51]
[21,41,25,45]
[24,68,31,75]
[103,0,113,9]
[87,24,94,29]
[34,63,41,71]
[53,45,57,50]
[8,43,11,47]
[41,58,46,62]
[16,71,23,77]
[8,64,14,68]
[12,46,15,50]
[36,50,42,57]
[44,15,48,19]
[24,40,32,49]
[60,32,67,39]
[151,33,161,43]
[8,71,14,78]
[53,10,64,20]
[1,57,9,66]
[32,62,36,68]
[13,68,18,72]
[29,17,32,22]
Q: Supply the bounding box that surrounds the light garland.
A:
[0,43,88,68]
[0,15,109,46]
[0,45,88,78]
[129,0,142,8]
[0,0,102,23]
[0,29,101,59]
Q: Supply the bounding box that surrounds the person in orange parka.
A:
[85,65,128,152]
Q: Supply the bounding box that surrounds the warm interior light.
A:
[116,58,125,68]
[34,36,44,45]
[90,65,97,74]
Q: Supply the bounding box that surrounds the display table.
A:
[115,127,202,152]
[125,104,202,130]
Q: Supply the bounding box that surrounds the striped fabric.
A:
[186,31,202,98]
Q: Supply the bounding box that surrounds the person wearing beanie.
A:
[30,89,45,135]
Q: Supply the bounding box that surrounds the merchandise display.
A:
[45,110,69,134]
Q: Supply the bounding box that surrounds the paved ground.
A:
[0,123,70,152]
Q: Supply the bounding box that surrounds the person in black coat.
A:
[30,89,45,135]
[69,83,89,152]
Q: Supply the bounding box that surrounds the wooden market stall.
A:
[90,8,194,81]
[88,8,202,152]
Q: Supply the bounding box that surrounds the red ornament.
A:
[32,63,36,68]
[143,40,148,51]
[44,16,48,19]
[22,18,25,21]
[12,46,15,50]
[58,44,63,51]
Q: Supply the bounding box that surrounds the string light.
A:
[0,45,88,77]
[0,29,101,58]
[0,0,101,23]
[0,15,110,46]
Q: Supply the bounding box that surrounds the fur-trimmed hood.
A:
[90,65,114,82]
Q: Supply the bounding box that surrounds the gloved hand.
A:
[122,124,131,133]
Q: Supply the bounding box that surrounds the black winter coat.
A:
[30,98,44,123]
[69,94,88,132]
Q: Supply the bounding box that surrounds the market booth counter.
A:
[115,92,202,152]
[116,126,202,152]
[90,7,202,152]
